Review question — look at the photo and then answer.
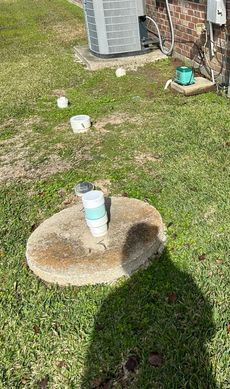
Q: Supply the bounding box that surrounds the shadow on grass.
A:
[82,223,216,388]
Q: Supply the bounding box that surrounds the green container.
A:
[175,66,195,86]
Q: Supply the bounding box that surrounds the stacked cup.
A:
[82,190,108,237]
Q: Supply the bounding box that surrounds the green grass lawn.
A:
[0,0,230,388]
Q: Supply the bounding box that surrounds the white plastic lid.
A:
[70,115,90,122]
[83,190,104,202]
[74,182,94,196]
[82,190,104,209]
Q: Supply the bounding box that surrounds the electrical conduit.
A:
[146,0,175,56]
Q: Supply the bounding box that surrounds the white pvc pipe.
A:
[86,214,108,227]
[57,96,68,108]
[89,224,108,237]
[70,115,91,133]
[82,190,104,209]
[209,22,215,57]
[164,79,172,89]
[211,69,215,83]
[208,22,215,83]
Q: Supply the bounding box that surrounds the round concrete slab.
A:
[26,197,166,286]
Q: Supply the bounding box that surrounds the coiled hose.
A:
[146,1,175,56]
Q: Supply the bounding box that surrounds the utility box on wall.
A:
[207,0,226,25]
[83,0,148,57]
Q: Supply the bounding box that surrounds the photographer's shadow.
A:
[82,223,216,388]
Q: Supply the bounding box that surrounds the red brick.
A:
[194,10,201,17]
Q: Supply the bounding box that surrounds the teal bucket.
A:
[175,66,195,86]
[84,204,106,220]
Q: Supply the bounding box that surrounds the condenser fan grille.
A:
[83,0,146,56]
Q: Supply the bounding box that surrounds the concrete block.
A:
[74,46,167,71]
[26,197,166,286]
[171,77,216,96]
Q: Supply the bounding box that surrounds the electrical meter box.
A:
[207,0,226,25]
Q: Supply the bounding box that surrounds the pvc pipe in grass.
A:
[86,213,108,228]
[70,115,91,133]
[57,96,68,108]
[85,205,106,220]
[164,79,172,90]
[82,190,108,236]
[82,190,104,209]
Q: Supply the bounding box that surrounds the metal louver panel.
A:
[83,0,146,56]
[83,0,99,53]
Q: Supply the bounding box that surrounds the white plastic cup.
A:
[90,224,108,237]
[82,190,104,209]
[86,214,108,228]
[57,96,68,108]
[70,115,91,133]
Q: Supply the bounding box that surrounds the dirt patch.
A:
[137,65,161,83]
[50,21,85,44]
[171,57,184,68]
[54,122,70,133]
[0,154,71,182]
[0,136,93,182]
[94,179,112,196]
[134,152,161,165]
[23,116,42,128]
[0,116,41,131]
[59,193,80,209]
[0,117,41,160]
[0,116,73,182]
[137,57,184,89]
[0,116,41,142]
[203,206,217,224]
[0,118,17,130]
[52,89,66,97]
[94,112,141,132]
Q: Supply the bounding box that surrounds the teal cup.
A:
[84,204,106,220]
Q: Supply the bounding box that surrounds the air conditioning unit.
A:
[83,0,148,57]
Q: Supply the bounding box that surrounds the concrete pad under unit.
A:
[26,197,166,286]
[74,46,167,71]
[171,76,215,96]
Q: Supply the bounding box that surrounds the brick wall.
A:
[146,0,230,82]
[147,0,206,58]
[75,0,230,82]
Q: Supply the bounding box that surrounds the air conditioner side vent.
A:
[83,0,147,56]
